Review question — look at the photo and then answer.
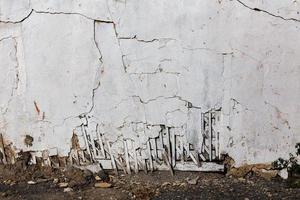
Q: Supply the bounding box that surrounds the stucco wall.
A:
[0,0,299,167]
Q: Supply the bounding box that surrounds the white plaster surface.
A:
[0,0,299,166]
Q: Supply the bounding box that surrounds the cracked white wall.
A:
[0,0,299,167]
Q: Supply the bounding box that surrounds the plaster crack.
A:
[78,22,104,118]
[0,9,33,24]
[166,96,202,110]
[132,95,201,110]
[118,35,159,43]
[236,0,300,23]
[132,95,166,104]
[0,36,13,43]
[128,67,180,76]
[33,10,114,23]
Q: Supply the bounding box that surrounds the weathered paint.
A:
[0,0,299,168]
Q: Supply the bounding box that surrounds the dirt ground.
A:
[0,164,299,200]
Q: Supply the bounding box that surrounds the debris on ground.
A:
[226,163,281,181]
[27,181,36,185]
[0,163,299,200]
[186,176,199,185]
[279,168,289,179]
[58,182,68,188]
[63,187,73,193]
[94,182,112,188]
[94,175,101,181]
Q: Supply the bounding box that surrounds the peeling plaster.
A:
[0,0,299,169]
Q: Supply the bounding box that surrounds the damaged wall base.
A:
[0,109,225,174]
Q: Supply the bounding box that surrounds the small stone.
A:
[63,187,73,193]
[238,177,246,182]
[94,182,112,188]
[59,182,69,188]
[27,181,37,185]
[278,169,288,179]
[187,176,199,185]
[161,182,171,187]
[244,198,249,200]
[53,178,59,184]
[36,178,49,183]
[95,175,101,181]
[10,181,16,186]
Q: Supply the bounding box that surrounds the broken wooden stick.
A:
[162,148,174,176]
[106,141,118,175]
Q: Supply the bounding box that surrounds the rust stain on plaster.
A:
[34,101,40,115]
[275,107,291,129]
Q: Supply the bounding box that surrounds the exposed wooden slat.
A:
[124,140,131,174]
